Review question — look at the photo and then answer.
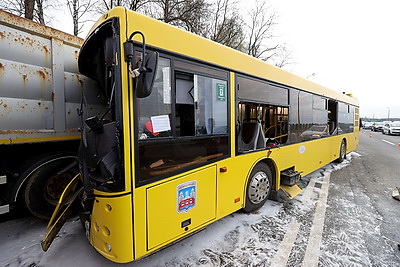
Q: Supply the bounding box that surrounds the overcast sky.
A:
[53,0,400,119]
[267,0,400,119]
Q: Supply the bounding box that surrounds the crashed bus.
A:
[42,7,359,263]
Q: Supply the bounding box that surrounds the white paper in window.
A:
[151,115,171,133]
[162,67,171,104]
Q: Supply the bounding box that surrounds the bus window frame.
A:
[236,74,290,107]
[234,73,358,148]
[134,50,231,187]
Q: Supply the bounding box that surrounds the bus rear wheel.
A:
[21,152,79,219]
[244,163,272,212]
[335,140,347,163]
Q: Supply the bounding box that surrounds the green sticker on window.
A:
[216,83,226,101]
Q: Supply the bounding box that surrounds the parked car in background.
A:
[362,122,373,129]
[371,122,384,132]
[382,122,400,135]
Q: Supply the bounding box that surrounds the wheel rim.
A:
[248,171,270,204]
[340,142,346,159]
[44,170,76,205]
[25,156,78,206]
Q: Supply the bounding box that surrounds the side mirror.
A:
[124,31,159,98]
[136,51,159,98]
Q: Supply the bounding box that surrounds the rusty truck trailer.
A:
[0,10,104,218]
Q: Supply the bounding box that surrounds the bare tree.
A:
[0,0,34,19]
[243,0,292,67]
[0,0,55,25]
[246,0,278,60]
[143,0,209,35]
[272,45,293,68]
[205,0,245,50]
[35,0,45,24]
[0,1,25,17]
[126,0,149,11]
[68,0,95,36]
[99,0,121,10]
[25,0,35,20]
[34,0,57,25]
[96,0,149,13]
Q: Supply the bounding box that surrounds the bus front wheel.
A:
[335,140,347,163]
[244,163,272,212]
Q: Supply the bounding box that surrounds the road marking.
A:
[300,178,316,201]
[302,172,331,267]
[271,176,324,266]
[270,178,318,266]
[382,139,395,146]
[271,220,300,267]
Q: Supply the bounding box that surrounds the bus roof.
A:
[97,7,359,106]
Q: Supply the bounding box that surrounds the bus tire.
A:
[244,163,272,212]
[20,152,79,219]
[335,140,347,163]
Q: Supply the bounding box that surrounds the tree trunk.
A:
[25,0,35,20]
[72,0,79,36]
[36,0,45,24]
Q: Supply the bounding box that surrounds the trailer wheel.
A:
[20,152,79,219]
[244,163,272,212]
[335,140,347,163]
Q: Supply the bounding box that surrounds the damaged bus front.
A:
[42,7,158,262]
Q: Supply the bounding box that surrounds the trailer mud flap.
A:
[41,174,83,251]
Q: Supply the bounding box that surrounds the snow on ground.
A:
[0,153,363,267]
[319,152,399,267]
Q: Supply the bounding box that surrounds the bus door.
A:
[328,100,338,135]
[144,70,226,250]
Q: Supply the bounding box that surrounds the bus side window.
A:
[196,75,228,135]
[175,73,228,137]
[138,71,229,183]
[175,73,195,136]
[237,102,288,151]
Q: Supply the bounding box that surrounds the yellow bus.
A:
[43,7,359,263]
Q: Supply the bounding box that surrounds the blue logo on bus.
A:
[177,180,197,213]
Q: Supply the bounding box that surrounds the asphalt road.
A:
[320,130,400,265]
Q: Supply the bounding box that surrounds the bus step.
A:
[280,184,303,199]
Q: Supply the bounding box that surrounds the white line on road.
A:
[270,220,301,267]
[382,139,395,146]
[302,173,331,267]
[300,178,316,201]
[271,178,317,266]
